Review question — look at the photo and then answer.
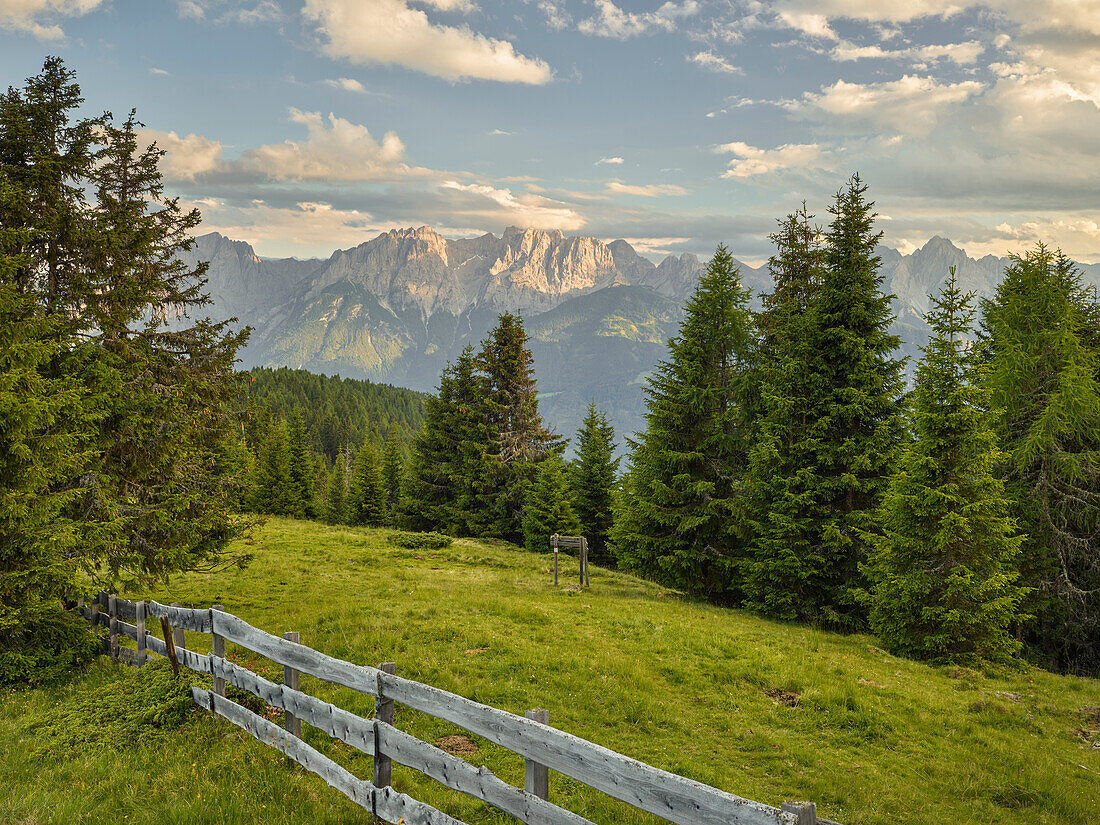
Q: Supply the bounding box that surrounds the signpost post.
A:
[550,534,588,587]
[551,533,559,585]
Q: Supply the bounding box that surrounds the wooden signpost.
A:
[550,534,589,587]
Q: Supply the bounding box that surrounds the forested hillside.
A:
[242,367,426,463]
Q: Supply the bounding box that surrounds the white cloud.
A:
[149,67,171,76]
[218,1,283,25]
[419,0,477,10]
[689,51,741,74]
[322,77,367,93]
[715,141,832,178]
[238,109,417,182]
[173,0,285,24]
[776,11,837,40]
[830,40,984,65]
[440,180,585,230]
[606,181,688,197]
[192,199,390,256]
[538,0,571,30]
[596,156,624,165]
[991,44,1100,108]
[785,75,984,134]
[0,0,104,39]
[137,129,224,181]
[488,128,516,136]
[916,41,984,64]
[303,0,553,84]
[773,0,1100,36]
[578,0,699,40]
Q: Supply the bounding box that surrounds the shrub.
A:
[389,531,453,550]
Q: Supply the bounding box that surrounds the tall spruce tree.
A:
[569,402,619,566]
[746,178,905,624]
[1,59,249,586]
[444,348,494,536]
[404,359,462,532]
[745,207,831,617]
[346,439,387,528]
[478,313,560,542]
[610,245,756,601]
[523,453,580,555]
[982,244,1100,673]
[868,270,1025,664]
[403,347,488,534]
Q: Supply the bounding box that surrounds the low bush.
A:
[389,530,453,550]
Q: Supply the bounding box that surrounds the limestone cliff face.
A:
[305,226,639,318]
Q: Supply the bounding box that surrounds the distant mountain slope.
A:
[191,226,1100,449]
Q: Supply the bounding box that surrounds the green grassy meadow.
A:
[2,517,1099,824]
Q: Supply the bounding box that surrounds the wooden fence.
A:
[74,592,837,825]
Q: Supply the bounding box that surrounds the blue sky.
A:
[2,0,1097,263]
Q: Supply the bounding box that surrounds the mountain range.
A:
[182,226,1100,451]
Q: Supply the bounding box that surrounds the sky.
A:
[1,0,1098,265]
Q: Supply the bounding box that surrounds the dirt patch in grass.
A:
[437,734,478,756]
[764,687,800,707]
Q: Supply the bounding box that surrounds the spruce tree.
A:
[982,244,1100,673]
[569,402,619,566]
[610,245,756,600]
[868,270,1025,664]
[478,313,561,542]
[746,178,905,624]
[346,440,387,527]
[1,59,249,585]
[523,454,580,555]
[403,348,481,534]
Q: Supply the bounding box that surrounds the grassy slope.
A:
[3,517,1098,825]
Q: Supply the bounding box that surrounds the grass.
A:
[2,516,1099,824]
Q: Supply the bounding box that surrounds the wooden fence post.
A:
[581,538,589,587]
[135,601,147,667]
[524,709,550,801]
[108,594,119,663]
[212,604,225,697]
[89,599,99,637]
[373,662,396,790]
[171,602,186,651]
[283,631,301,738]
[782,801,817,825]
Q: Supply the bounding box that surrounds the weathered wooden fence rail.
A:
[73,592,837,825]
